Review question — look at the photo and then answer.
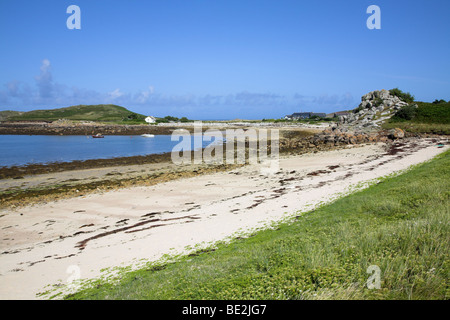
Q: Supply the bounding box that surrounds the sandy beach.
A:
[0,137,448,299]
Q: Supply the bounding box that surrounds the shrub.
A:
[164,115,179,122]
[392,104,417,121]
[389,88,415,103]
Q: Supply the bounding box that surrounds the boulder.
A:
[387,128,405,139]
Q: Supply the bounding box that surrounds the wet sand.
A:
[0,137,448,299]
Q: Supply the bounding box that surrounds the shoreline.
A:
[0,121,326,136]
[1,132,447,209]
[0,137,448,299]
[0,126,320,180]
[0,123,177,136]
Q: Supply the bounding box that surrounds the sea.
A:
[0,134,219,168]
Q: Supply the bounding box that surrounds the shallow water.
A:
[0,135,218,167]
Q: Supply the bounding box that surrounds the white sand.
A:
[0,138,448,299]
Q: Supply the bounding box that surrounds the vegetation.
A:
[389,88,415,103]
[66,150,450,300]
[0,110,23,121]
[0,105,194,125]
[4,104,147,124]
[386,100,450,134]
[155,115,191,123]
[412,101,450,124]
[391,104,418,121]
[382,122,450,135]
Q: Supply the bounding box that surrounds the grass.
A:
[6,104,147,123]
[0,110,23,121]
[412,101,450,124]
[64,149,450,300]
[384,101,450,134]
[382,122,450,135]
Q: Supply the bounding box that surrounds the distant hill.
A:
[0,110,24,121]
[2,105,146,123]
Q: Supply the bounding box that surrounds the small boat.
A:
[141,134,154,138]
[92,133,104,138]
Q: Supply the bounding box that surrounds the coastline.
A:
[0,122,178,136]
[0,125,446,209]
[0,121,326,136]
[0,136,448,299]
[1,121,448,299]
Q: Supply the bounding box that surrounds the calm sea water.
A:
[0,135,216,167]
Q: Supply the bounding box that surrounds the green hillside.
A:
[383,100,450,134]
[0,110,24,121]
[5,105,146,123]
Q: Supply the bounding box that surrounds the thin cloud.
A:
[108,88,124,100]
[34,59,54,99]
[0,60,355,117]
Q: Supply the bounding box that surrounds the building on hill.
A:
[284,112,327,120]
[326,111,351,118]
[145,116,156,124]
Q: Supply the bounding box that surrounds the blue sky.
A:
[0,0,449,119]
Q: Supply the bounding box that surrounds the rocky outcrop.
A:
[279,88,414,154]
[339,89,415,129]
[279,125,407,154]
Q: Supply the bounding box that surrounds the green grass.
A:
[390,101,450,125]
[65,150,450,300]
[384,101,450,134]
[6,104,147,123]
[0,110,23,121]
[413,101,450,124]
[382,122,450,135]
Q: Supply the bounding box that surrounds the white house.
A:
[145,116,156,124]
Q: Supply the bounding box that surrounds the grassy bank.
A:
[383,100,450,134]
[382,122,450,135]
[4,104,147,123]
[66,150,450,300]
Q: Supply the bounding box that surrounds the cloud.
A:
[293,92,355,111]
[0,80,34,106]
[108,88,124,100]
[34,59,54,99]
[0,60,355,118]
[135,85,155,103]
[6,81,21,98]
[339,92,354,106]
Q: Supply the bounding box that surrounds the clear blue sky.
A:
[1,0,449,119]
